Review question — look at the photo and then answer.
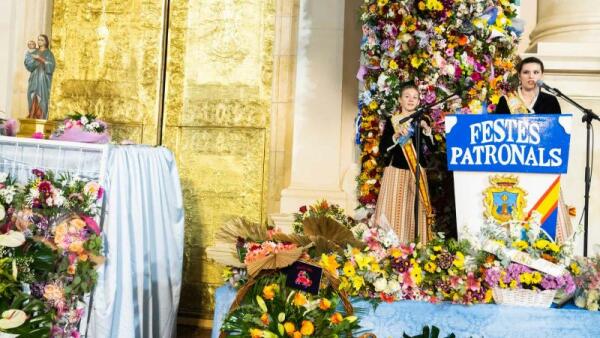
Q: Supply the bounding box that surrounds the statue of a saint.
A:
[24,34,55,120]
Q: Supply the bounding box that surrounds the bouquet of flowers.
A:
[0,172,20,232]
[293,200,355,234]
[419,236,490,304]
[478,217,576,307]
[221,273,360,338]
[570,256,600,311]
[51,112,110,144]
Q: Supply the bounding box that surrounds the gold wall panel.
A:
[49,0,167,144]
[163,0,275,320]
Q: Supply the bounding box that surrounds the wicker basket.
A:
[492,287,556,308]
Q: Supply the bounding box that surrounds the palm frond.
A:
[215,217,268,243]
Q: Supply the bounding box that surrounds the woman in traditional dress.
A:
[375,84,435,244]
[493,56,560,115]
[494,57,573,242]
[25,34,55,120]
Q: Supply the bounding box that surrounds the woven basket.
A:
[492,287,556,308]
[219,267,376,338]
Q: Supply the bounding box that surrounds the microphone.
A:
[536,80,558,95]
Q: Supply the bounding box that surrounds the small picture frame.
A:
[285,260,323,295]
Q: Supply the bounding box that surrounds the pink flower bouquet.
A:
[50,113,110,144]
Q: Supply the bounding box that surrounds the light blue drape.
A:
[88,146,184,338]
[213,286,600,338]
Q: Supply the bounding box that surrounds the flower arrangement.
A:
[293,200,355,234]
[419,236,491,304]
[569,256,600,311]
[51,112,110,144]
[356,0,522,231]
[220,273,360,338]
[0,169,104,337]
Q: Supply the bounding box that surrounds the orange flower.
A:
[292,332,302,338]
[319,298,331,310]
[330,312,343,325]
[249,328,263,338]
[284,322,296,335]
[262,284,278,300]
[292,292,307,307]
[300,320,314,336]
[260,313,269,325]
[79,253,89,262]
[67,264,76,275]
[458,35,468,46]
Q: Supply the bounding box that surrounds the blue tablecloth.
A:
[212,286,600,338]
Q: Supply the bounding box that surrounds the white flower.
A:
[80,116,89,125]
[0,172,7,183]
[0,204,4,221]
[29,187,39,199]
[46,197,53,206]
[84,181,101,198]
[373,278,388,292]
[386,279,401,293]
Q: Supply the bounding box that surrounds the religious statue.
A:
[24,34,55,120]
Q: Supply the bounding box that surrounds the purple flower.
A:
[32,169,45,178]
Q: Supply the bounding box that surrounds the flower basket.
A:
[50,126,110,144]
[492,287,556,308]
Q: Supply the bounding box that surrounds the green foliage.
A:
[403,326,456,338]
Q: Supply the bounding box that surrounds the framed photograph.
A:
[285,260,323,295]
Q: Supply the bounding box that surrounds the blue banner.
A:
[445,114,572,173]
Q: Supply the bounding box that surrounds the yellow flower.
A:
[371,262,381,273]
[490,94,501,105]
[433,246,442,252]
[532,271,542,284]
[512,240,529,251]
[377,0,389,6]
[319,298,331,310]
[484,289,493,303]
[453,252,465,269]
[300,320,314,336]
[520,273,532,285]
[424,262,437,273]
[548,242,560,253]
[509,280,517,289]
[369,101,379,110]
[499,278,507,288]
[355,253,373,270]
[418,1,425,11]
[343,262,356,277]
[534,239,550,250]
[570,262,581,275]
[320,254,340,276]
[250,328,263,338]
[389,59,398,70]
[411,55,424,68]
[283,322,296,335]
[339,276,351,291]
[390,248,402,258]
[352,275,365,290]
[262,284,279,300]
[411,262,423,285]
[292,292,307,307]
[429,254,437,260]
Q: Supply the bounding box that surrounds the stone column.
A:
[0,0,53,118]
[278,0,349,214]
[526,0,600,254]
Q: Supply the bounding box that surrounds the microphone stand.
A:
[396,92,459,242]
[545,86,599,256]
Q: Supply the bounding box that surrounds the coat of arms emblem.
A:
[483,175,528,223]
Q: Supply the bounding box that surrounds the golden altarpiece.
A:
[49,0,276,325]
